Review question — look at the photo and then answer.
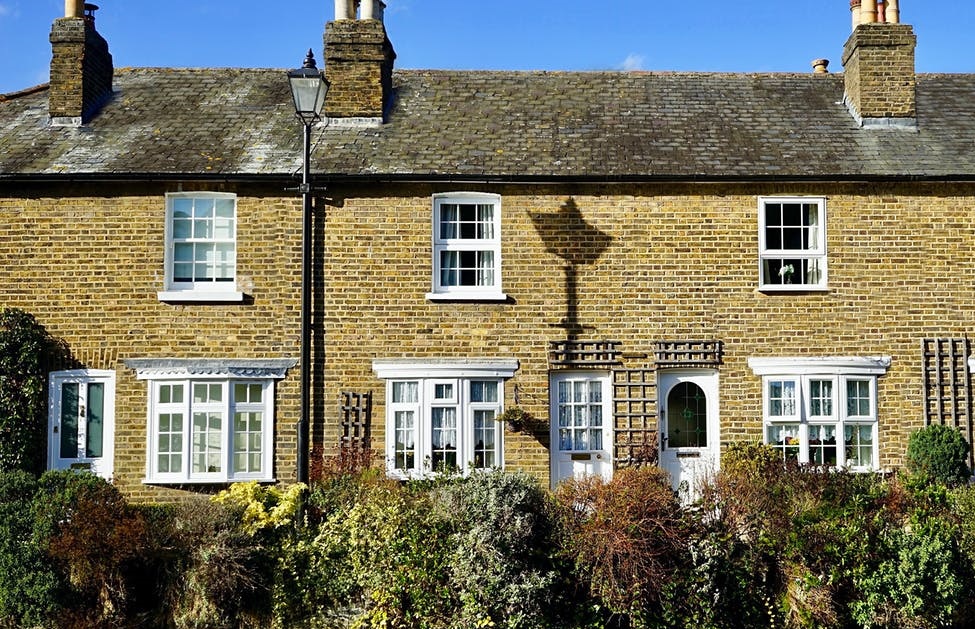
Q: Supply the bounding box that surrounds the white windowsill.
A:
[425,291,508,302]
[143,477,276,485]
[758,284,829,293]
[157,290,245,303]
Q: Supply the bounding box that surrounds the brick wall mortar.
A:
[322,182,975,483]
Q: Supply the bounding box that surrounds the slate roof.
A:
[2,67,975,181]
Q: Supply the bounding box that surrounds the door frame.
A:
[549,370,614,489]
[48,369,116,479]
[657,369,720,497]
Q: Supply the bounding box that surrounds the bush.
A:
[556,466,686,625]
[29,470,149,628]
[0,471,60,627]
[432,471,566,629]
[168,497,273,629]
[906,424,972,487]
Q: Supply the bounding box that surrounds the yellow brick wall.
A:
[322,182,975,483]
[0,183,304,502]
[2,180,973,498]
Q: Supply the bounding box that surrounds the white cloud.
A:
[619,53,646,71]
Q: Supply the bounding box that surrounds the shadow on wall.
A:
[529,197,613,341]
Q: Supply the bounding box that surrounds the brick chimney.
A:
[324,0,396,122]
[49,2,114,125]
[842,1,916,129]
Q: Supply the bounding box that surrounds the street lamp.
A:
[287,49,329,485]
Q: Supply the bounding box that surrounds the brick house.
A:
[2,0,975,500]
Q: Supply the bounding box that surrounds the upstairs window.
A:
[758,197,827,291]
[159,192,243,302]
[428,193,505,301]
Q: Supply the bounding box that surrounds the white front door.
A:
[658,370,719,499]
[550,372,613,488]
[48,370,115,479]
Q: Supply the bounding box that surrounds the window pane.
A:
[86,382,104,458]
[473,409,497,469]
[847,380,871,417]
[845,424,874,467]
[768,380,795,417]
[233,411,262,474]
[810,379,833,417]
[60,382,79,459]
[434,383,453,400]
[766,423,800,463]
[431,407,458,471]
[192,412,222,474]
[808,424,837,466]
[470,380,498,403]
[392,381,418,403]
[394,410,416,471]
[667,382,708,448]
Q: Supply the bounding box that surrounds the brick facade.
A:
[322,182,975,483]
[0,183,304,501]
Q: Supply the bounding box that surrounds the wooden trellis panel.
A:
[340,390,372,450]
[613,368,658,467]
[654,340,723,368]
[921,338,973,467]
[549,340,622,368]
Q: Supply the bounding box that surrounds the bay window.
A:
[749,357,890,470]
[374,359,519,478]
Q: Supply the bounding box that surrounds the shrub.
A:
[0,309,68,475]
[851,512,967,628]
[0,471,60,627]
[29,470,149,628]
[556,466,686,624]
[167,497,273,629]
[906,424,972,487]
[431,471,566,629]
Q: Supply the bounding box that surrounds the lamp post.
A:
[287,49,329,485]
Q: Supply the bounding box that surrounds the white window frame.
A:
[426,192,506,301]
[129,359,294,484]
[158,191,244,302]
[373,359,518,479]
[758,196,828,291]
[748,357,890,471]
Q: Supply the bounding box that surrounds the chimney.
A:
[49,2,113,125]
[841,2,916,129]
[323,0,396,122]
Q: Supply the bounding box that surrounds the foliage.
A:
[906,424,972,487]
[168,497,273,629]
[556,466,686,624]
[0,308,69,475]
[212,480,306,537]
[432,471,566,629]
[0,471,60,627]
[850,512,966,628]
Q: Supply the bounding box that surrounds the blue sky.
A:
[1,0,974,94]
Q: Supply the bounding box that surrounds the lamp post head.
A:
[288,49,330,125]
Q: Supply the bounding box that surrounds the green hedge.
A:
[4,458,975,628]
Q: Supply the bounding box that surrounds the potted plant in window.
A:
[497,407,531,433]
[779,263,795,284]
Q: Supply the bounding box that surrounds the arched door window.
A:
[666,382,708,448]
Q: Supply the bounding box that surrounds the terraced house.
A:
[1,0,974,500]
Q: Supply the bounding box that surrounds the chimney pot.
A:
[64,0,83,18]
[811,58,830,73]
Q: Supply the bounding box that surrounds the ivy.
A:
[0,308,67,475]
